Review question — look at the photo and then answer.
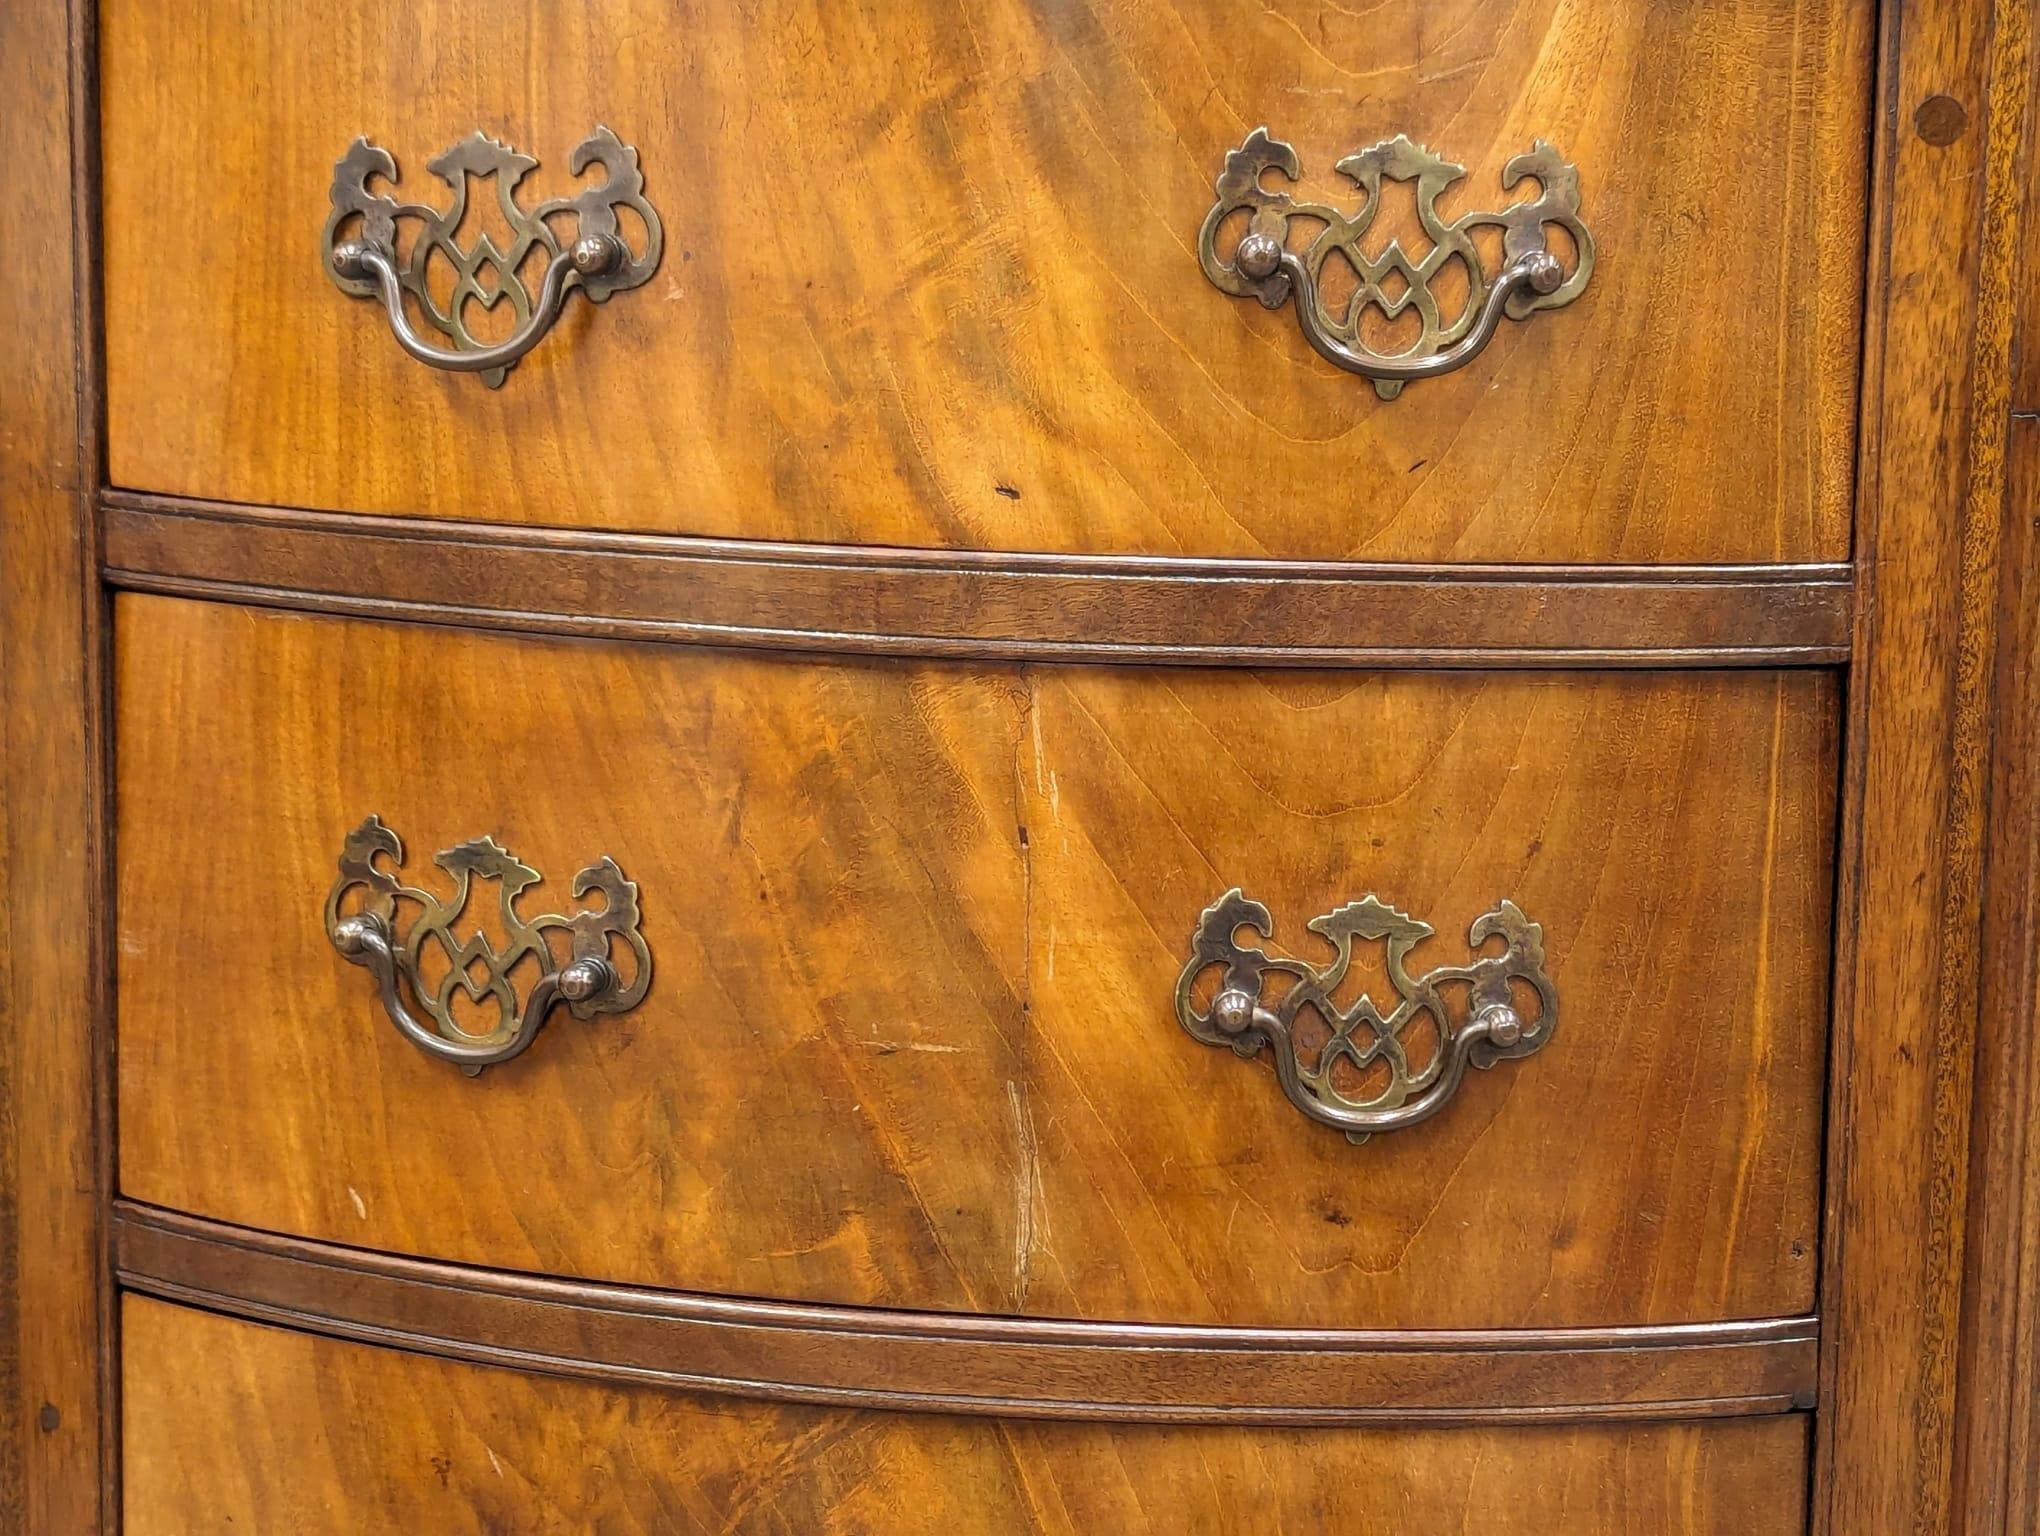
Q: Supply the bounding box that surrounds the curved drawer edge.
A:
[113,1203,1818,1426]
[100,493,1853,669]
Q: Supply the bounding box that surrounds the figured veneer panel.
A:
[121,1298,1813,1534]
[116,596,1834,1326]
[99,0,1869,562]
[117,596,1036,1315]
[1020,667,1837,1325]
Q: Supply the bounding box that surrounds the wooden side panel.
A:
[1954,5,2040,1529]
[98,0,1871,563]
[1975,440,2040,1535]
[1817,0,2037,1530]
[0,0,105,1526]
[116,597,1835,1328]
[121,1298,1812,1535]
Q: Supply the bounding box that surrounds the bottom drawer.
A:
[121,1297,1810,1534]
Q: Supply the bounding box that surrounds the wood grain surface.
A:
[98,0,1870,562]
[1962,395,2040,1528]
[113,1203,1820,1424]
[100,491,1858,668]
[0,0,107,1526]
[1816,0,2040,1529]
[116,596,1836,1328]
[1958,20,2040,1513]
[1952,7,2040,1529]
[120,1297,1814,1534]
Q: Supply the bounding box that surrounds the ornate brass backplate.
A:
[322,126,662,385]
[1197,130,1593,398]
[324,816,651,1075]
[1175,889,1556,1141]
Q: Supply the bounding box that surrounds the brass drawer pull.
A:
[324,817,651,1075]
[1175,890,1556,1142]
[322,127,662,387]
[1197,131,1594,399]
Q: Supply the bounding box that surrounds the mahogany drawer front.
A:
[123,1298,1812,1534]
[115,594,1836,1328]
[101,0,1868,563]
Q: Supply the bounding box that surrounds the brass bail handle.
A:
[1175,889,1557,1143]
[1197,129,1595,400]
[328,231,626,380]
[321,126,664,387]
[324,816,653,1077]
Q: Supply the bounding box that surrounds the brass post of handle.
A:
[1175,889,1557,1142]
[1197,130,1595,399]
[321,126,663,387]
[324,816,651,1076]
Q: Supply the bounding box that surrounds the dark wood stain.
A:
[113,1203,1819,1424]
[101,492,1854,668]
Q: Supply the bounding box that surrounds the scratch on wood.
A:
[1006,1079,1040,1305]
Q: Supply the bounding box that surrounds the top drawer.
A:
[101,0,1871,562]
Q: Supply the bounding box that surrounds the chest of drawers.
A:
[3,1,2038,1531]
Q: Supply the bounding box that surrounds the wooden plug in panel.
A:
[122,1298,1813,1534]
[100,0,1869,562]
[116,596,1836,1327]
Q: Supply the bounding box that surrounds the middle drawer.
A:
[117,594,1834,1328]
